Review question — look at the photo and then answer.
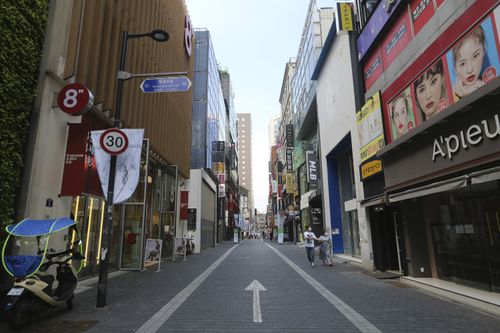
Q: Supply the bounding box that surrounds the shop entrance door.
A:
[119,140,149,270]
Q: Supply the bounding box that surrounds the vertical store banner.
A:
[337,2,354,31]
[180,191,189,220]
[60,123,102,197]
[91,129,144,204]
[306,151,318,190]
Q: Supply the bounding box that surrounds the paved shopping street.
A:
[2,240,499,333]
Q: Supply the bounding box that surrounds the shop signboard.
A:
[410,0,435,35]
[381,11,412,69]
[383,7,500,144]
[311,208,322,226]
[337,2,354,31]
[180,191,189,220]
[306,151,318,190]
[187,208,197,230]
[144,239,162,272]
[60,123,101,197]
[57,83,93,116]
[363,47,383,91]
[286,148,293,171]
[360,159,383,180]
[286,124,294,147]
[356,91,385,163]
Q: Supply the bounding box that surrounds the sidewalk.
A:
[2,240,500,332]
[304,244,500,317]
[0,242,237,333]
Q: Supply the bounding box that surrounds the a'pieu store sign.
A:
[380,77,500,190]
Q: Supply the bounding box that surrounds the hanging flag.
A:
[91,129,144,204]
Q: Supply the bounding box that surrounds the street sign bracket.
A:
[117,70,188,81]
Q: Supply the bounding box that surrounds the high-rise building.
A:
[237,113,253,217]
[268,116,281,148]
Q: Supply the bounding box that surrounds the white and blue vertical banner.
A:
[91,129,144,204]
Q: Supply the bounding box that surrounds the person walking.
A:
[304,225,318,267]
[319,230,334,266]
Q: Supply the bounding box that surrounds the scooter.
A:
[2,217,84,329]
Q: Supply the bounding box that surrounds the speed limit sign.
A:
[100,128,129,155]
[57,83,94,116]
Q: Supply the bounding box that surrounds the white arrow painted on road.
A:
[245,280,266,323]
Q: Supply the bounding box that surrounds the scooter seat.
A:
[35,274,55,286]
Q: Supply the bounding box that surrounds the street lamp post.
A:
[96,29,169,308]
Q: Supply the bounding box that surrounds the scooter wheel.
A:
[6,306,30,329]
[66,297,73,311]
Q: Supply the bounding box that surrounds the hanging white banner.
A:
[91,129,144,204]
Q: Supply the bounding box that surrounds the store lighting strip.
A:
[84,198,94,267]
[96,201,105,263]
[71,196,80,245]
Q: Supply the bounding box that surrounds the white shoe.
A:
[311,262,314,267]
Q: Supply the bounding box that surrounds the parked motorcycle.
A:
[1,217,84,329]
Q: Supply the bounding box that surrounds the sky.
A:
[185,0,320,212]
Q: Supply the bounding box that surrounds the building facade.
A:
[358,0,500,293]
[237,113,254,218]
[16,0,194,276]
[275,0,334,242]
[190,29,232,246]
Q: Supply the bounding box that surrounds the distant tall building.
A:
[237,113,253,216]
[268,116,281,148]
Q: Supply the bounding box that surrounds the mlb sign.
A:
[306,151,318,190]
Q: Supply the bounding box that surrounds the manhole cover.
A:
[16,320,98,333]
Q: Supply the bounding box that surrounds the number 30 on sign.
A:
[100,128,129,155]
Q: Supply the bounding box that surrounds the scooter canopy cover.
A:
[6,218,77,237]
[4,255,43,278]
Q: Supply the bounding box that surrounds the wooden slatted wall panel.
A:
[63,0,193,178]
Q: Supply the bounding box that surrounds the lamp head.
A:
[150,29,169,42]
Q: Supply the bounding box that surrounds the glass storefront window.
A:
[121,205,145,269]
[401,181,500,292]
[71,195,107,277]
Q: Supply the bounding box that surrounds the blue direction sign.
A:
[140,77,192,93]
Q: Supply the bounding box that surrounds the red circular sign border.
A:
[100,128,129,155]
[57,83,91,116]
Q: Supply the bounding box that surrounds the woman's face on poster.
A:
[455,37,485,87]
[416,71,443,119]
[392,98,408,136]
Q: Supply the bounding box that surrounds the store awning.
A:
[360,195,385,208]
[300,190,317,210]
[470,165,500,185]
[388,175,468,203]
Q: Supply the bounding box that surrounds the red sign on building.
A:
[60,123,102,197]
[180,191,189,220]
[381,12,412,69]
[363,47,384,91]
[410,0,435,35]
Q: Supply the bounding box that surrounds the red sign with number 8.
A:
[57,83,94,115]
